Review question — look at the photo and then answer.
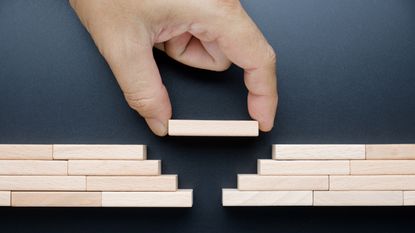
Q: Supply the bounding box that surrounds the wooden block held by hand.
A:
[0,191,10,206]
[366,144,415,160]
[87,175,177,191]
[404,191,415,206]
[0,160,67,176]
[272,144,365,160]
[314,191,403,206]
[222,189,312,206]
[102,190,193,207]
[53,144,146,160]
[0,176,86,191]
[330,175,415,191]
[258,160,350,175]
[0,145,52,160]
[168,120,259,137]
[12,192,101,207]
[350,160,415,175]
[68,160,160,176]
[238,175,328,191]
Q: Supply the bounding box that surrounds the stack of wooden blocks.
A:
[223,144,415,206]
[0,144,192,207]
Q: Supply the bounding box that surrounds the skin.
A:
[69,0,278,136]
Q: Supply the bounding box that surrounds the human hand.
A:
[69,0,278,136]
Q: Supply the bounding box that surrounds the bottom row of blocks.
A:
[0,190,192,207]
[222,189,415,206]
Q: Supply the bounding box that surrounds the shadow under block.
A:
[0,145,52,160]
[238,175,328,191]
[0,191,10,206]
[53,144,146,160]
[329,175,415,191]
[0,160,67,176]
[350,160,415,175]
[68,160,160,176]
[86,175,177,191]
[404,191,415,205]
[0,176,86,191]
[167,120,259,137]
[222,189,313,206]
[366,144,415,160]
[272,144,365,160]
[102,190,193,207]
[12,192,101,207]
[258,160,350,175]
[314,191,403,206]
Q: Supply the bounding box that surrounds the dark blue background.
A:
[1,0,414,232]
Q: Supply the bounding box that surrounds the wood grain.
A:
[0,145,52,160]
[0,160,67,176]
[168,120,258,137]
[350,160,415,175]
[102,190,192,207]
[330,175,415,190]
[68,160,160,176]
[222,189,312,206]
[53,144,146,160]
[0,191,10,206]
[238,175,328,191]
[12,192,101,207]
[258,160,350,175]
[87,175,177,191]
[272,144,365,160]
[0,176,86,191]
[404,191,415,206]
[366,144,415,160]
[314,191,403,206]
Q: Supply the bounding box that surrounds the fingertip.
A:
[146,118,168,137]
[248,93,277,133]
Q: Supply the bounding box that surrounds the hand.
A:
[70,0,278,136]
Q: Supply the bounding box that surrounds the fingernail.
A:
[146,118,168,136]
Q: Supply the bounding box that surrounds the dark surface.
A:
[1,0,415,232]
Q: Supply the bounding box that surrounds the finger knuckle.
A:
[265,46,277,65]
[124,92,158,117]
[212,0,241,12]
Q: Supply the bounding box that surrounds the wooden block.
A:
[87,175,177,191]
[222,189,312,206]
[272,144,365,160]
[366,144,415,160]
[167,120,258,137]
[404,191,415,206]
[102,190,193,207]
[351,160,415,175]
[258,160,349,175]
[68,160,160,176]
[53,144,146,160]
[314,191,403,206]
[12,192,101,207]
[330,175,415,190]
[0,144,52,160]
[0,176,86,191]
[238,174,328,191]
[0,160,67,176]
[0,191,10,206]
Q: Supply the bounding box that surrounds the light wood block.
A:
[238,175,328,191]
[404,191,415,206]
[272,144,365,160]
[0,145,52,160]
[102,190,193,207]
[53,144,146,160]
[258,160,349,175]
[68,160,160,176]
[0,191,10,206]
[366,144,415,160]
[314,191,403,206]
[330,175,415,190]
[0,176,86,191]
[222,189,312,206]
[12,192,101,207]
[351,160,415,175]
[0,160,67,176]
[87,175,177,191]
[168,120,258,137]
